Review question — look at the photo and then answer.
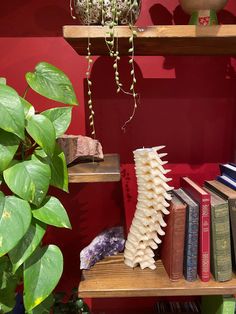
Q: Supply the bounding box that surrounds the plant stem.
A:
[70,0,77,19]
[23,85,30,99]
[86,0,96,139]
[121,10,139,132]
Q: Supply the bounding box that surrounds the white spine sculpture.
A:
[124,146,173,270]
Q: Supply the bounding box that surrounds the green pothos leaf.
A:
[24,245,63,311]
[0,257,21,313]
[26,114,56,157]
[0,129,20,172]
[33,145,68,192]
[9,219,46,273]
[3,159,51,206]
[32,196,71,229]
[26,62,78,105]
[20,97,35,120]
[0,84,25,139]
[27,294,54,314]
[0,192,31,257]
[41,107,72,138]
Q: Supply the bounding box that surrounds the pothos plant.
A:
[71,0,141,136]
[0,62,78,313]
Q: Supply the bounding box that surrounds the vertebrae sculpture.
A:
[124,146,173,270]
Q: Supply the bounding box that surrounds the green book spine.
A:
[211,203,232,281]
[217,296,236,314]
[202,296,236,314]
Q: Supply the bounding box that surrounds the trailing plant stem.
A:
[121,21,138,132]
[86,0,96,138]
[23,85,30,99]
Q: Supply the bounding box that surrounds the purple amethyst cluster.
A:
[80,226,125,270]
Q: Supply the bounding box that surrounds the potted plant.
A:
[0,62,78,313]
[70,0,142,134]
[179,0,228,25]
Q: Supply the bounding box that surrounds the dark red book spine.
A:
[199,196,211,282]
[161,198,186,281]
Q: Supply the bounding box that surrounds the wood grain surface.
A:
[68,154,120,183]
[79,255,236,298]
[63,25,236,56]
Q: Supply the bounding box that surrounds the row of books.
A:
[154,300,201,313]
[154,295,236,313]
[160,172,236,282]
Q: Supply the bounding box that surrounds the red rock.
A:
[57,135,104,165]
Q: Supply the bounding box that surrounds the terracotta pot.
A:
[74,0,141,25]
[179,0,227,14]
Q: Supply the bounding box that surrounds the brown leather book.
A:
[161,195,187,281]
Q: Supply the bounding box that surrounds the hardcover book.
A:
[220,163,236,181]
[204,180,236,269]
[181,177,210,282]
[204,187,232,281]
[202,295,236,314]
[217,175,236,191]
[173,188,199,282]
[161,195,186,281]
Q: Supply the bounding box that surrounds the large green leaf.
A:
[26,62,78,105]
[32,196,71,229]
[9,220,46,273]
[3,159,51,206]
[0,256,11,289]
[0,192,31,257]
[0,129,20,172]
[24,245,63,311]
[0,279,18,313]
[41,107,72,138]
[26,114,56,157]
[27,294,54,314]
[0,298,14,314]
[0,85,25,139]
[34,145,68,192]
[0,261,21,313]
[20,97,35,120]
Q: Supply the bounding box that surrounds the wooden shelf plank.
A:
[63,25,236,56]
[93,311,194,314]
[78,255,236,298]
[68,154,120,183]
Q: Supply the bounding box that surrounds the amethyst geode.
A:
[80,226,125,270]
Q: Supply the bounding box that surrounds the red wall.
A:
[1,0,236,308]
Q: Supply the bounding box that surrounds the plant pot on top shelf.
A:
[179,0,228,25]
[74,0,141,25]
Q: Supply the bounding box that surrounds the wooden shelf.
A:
[93,311,194,314]
[63,25,236,56]
[78,255,236,298]
[68,154,120,183]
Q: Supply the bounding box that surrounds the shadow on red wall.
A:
[86,55,236,164]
